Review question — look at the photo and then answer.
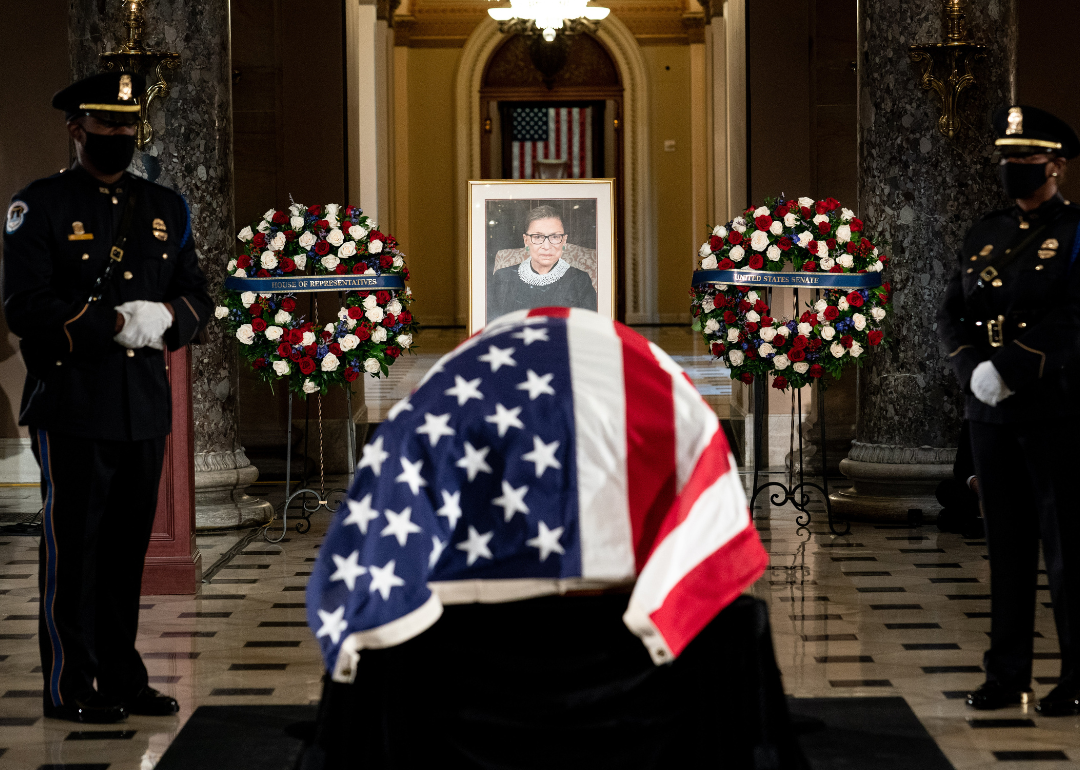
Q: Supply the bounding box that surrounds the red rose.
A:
[809,364,824,378]
[841,335,854,349]
[329,343,342,356]
[728,231,743,246]
[754,300,768,314]
[773,333,787,348]
[717,258,735,270]
[370,230,386,242]
[382,314,396,328]
[284,230,296,240]
[808,339,823,352]
[307,204,321,215]
[252,233,267,249]
[314,241,330,256]
[343,368,359,382]
[723,310,737,323]
[709,235,723,251]
[345,205,356,217]
[277,343,292,358]
[788,347,806,362]
[760,315,773,326]
[846,291,864,307]
[746,322,759,333]
[830,265,843,273]
[302,346,316,358]
[253,358,267,370]
[815,201,828,215]
[772,376,788,390]
[251,317,267,332]
[354,326,372,341]
[748,254,764,269]
[860,238,873,251]
[738,300,752,312]
[399,311,412,324]
[777,237,792,251]
[288,328,304,344]
[376,291,391,304]
[807,240,818,253]
[793,335,808,350]
[737,286,751,293]
[711,342,725,357]
[803,261,818,272]
[825,197,840,211]
[775,205,789,218]
[272,211,288,225]
[280,257,296,272]
[800,206,812,218]
[347,306,363,319]
[868,330,884,346]
[237,254,252,269]
[248,303,262,316]
[846,242,858,254]
[352,263,366,274]
[817,221,831,235]
[335,264,347,274]
[321,329,333,341]
[881,281,892,299]
[289,350,302,362]
[754,215,772,230]
[800,311,816,324]
[385,346,401,359]
[281,297,296,312]
[316,219,330,230]
[849,217,864,231]
[745,347,757,360]
[257,269,270,277]
[826,238,837,249]
[298,357,316,374]
[739,372,754,384]
[380,255,393,268]
[823,305,840,321]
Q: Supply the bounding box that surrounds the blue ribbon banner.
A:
[224,274,406,294]
[692,269,882,290]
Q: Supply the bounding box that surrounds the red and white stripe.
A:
[511,107,593,180]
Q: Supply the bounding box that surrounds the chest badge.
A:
[152,217,168,242]
[979,244,993,256]
[67,221,94,241]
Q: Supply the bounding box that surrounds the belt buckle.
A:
[109,246,124,262]
[979,265,999,282]
[987,315,1005,348]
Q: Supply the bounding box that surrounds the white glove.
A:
[970,360,1014,406]
[113,300,172,350]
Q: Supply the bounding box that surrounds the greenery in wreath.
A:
[215,203,418,395]
[691,196,892,391]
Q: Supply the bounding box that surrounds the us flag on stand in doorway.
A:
[510,106,593,179]
[307,308,768,683]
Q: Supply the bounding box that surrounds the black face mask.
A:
[83,130,136,174]
[999,161,1050,200]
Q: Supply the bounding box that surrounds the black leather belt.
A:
[973,314,1032,348]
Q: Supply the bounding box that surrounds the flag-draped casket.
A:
[307,307,768,681]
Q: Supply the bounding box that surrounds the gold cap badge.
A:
[1006,107,1023,136]
[119,74,132,101]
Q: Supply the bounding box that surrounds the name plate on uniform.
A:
[224,274,406,294]
[691,269,882,290]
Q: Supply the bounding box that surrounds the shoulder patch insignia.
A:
[5,200,27,234]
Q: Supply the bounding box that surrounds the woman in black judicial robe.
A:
[487,205,598,320]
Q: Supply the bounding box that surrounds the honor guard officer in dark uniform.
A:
[1,72,212,723]
[938,106,1080,716]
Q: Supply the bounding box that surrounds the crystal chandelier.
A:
[488,0,610,43]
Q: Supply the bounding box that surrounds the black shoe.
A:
[43,694,128,724]
[1036,685,1080,717]
[966,681,1034,710]
[122,686,179,716]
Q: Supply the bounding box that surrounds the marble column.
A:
[830,0,1016,520]
[70,1,272,529]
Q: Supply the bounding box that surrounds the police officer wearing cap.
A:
[2,72,211,723]
[938,106,1080,716]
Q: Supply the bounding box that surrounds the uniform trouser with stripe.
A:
[33,428,166,708]
[970,419,1080,690]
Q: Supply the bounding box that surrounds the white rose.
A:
[274,309,291,324]
[371,327,388,343]
[290,216,304,230]
[726,328,740,343]
[798,197,814,208]
[813,213,829,225]
[870,260,883,272]
[769,220,783,236]
[298,232,316,248]
[836,224,852,243]
[340,334,360,351]
[704,319,720,334]
[837,254,855,268]
[303,379,319,394]
[240,292,256,306]
[838,297,850,311]
[236,325,255,345]
[397,333,413,349]
[750,230,770,252]
[321,353,340,372]
[767,245,782,262]
[754,206,770,217]
[363,267,375,275]
[362,294,378,309]
[728,350,744,366]
[783,213,797,228]
[289,203,302,216]
[853,313,867,331]
[729,245,746,263]
[327,228,345,247]
[256,221,270,233]
[294,255,307,270]
[366,306,385,323]
[732,219,747,233]
[830,342,846,358]
[713,225,728,238]
[364,358,381,374]
[716,284,729,291]
[388,300,402,315]
[346,318,357,330]
[758,343,775,357]
[797,231,813,247]
[872,247,879,257]
[270,232,287,251]
[797,322,812,336]
[821,325,836,340]
[321,255,340,270]
[227,259,237,271]
[272,360,290,376]
[263,208,276,222]
[841,208,854,221]
[760,327,777,342]
[850,341,864,358]
[702,297,715,313]
[746,310,760,322]
[337,307,350,321]
[816,241,829,258]
[260,251,278,269]
[325,203,341,220]
[301,331,316,346]
[747,291,759,302]
[793,362,810,374]
[238,226,253,242]
[820,257,836,271]
[774,354,790,370]
[369,240,384,254]
[349,224,368,240]
[699,242,712,257]
[339,241,357,257]
[214,306,229,319]
[814,299,828,312]
[871,307,887,321]
[701,255,718,270]
[393,256,404,268]
[265,325,283,341]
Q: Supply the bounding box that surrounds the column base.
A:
[194,448,274,530]
[828,442,955,522]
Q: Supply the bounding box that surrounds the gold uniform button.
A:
[162,252,168,260]
[991,278,1003,287]
[1036,264,1045,271]
[1019,322,1028,328]
[111,196,118,204]
[126,349,135,358]
[969,255,978,261]
[123,271,133,280]
[966,268,974,274]
[55,360,62,367]
[1019,221,1030,229]
[82,253,89,261]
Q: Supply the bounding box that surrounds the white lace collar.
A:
[518,258,569,287]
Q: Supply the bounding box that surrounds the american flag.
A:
[307,308,767,682]
[510,106,594,179]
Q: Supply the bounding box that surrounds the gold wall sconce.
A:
[99,0,181,150]
[908,0,986,139]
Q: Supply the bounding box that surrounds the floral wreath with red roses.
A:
[691,196,892,391]
[215,203,418,396]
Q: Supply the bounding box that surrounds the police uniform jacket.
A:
[937,194,1080,423]
[2,165,211,441]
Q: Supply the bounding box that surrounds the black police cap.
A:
[993,105,1080,159]
[51,72,146,125]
